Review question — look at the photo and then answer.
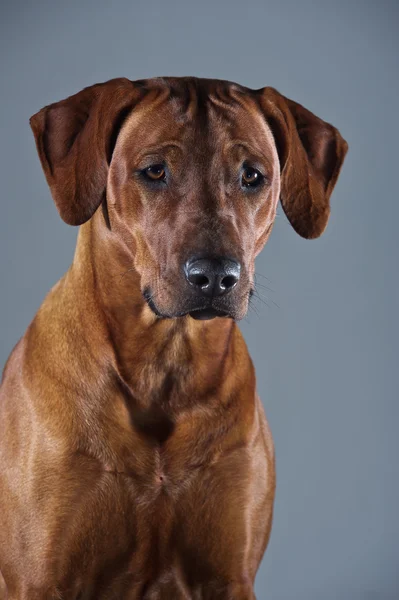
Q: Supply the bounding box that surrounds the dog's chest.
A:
[56,454,226,598]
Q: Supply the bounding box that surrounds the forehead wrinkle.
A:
[183,80,199,121]
[168,86,198,125]
[167,79,216,129]
[208,81,252,110]
[208,93,240,113]
[136,141,184,162]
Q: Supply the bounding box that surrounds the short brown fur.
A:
[0,76,347,599]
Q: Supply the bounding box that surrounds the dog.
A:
[0,76,347,599]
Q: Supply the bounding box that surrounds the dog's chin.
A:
[142,288,245,321]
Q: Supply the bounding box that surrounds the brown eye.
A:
[143,164,166,181]
[241,167,263,188]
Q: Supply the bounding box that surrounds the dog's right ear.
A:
[30,78,142,225]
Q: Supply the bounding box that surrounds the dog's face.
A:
[30,77,348,321]
[107,81,280,320]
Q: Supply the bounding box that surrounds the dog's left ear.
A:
[30,78,142,225]
[256,87,348,239]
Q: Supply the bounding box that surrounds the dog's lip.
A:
[188,307,230,320]
[142,288,165,317]
[142,288,233,320]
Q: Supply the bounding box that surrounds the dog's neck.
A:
[65,210,245,412]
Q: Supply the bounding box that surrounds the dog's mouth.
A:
[142,289,232,321]
[187,307,230,320]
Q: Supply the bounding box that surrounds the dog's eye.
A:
[241,167,263,188]
[142,164,166,182]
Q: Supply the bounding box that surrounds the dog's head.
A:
[30,77,347,321]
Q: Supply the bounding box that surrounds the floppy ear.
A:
[30,78,141,225]
[256,87,348,239]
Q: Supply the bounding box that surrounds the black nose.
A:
[185,257,241,297]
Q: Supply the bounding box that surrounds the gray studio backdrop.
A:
[1,1,398,598]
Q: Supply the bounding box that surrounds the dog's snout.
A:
[185,257,241,297]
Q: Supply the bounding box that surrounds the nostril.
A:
[221,274,238,290]
[189,273,209,288]
[185,257,241,297]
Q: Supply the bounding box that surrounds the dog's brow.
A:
[225,140,262,154]
[136,142,184,161]
[225,140,274,167]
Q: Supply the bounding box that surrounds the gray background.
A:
[1,0,398,598]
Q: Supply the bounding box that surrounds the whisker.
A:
[253,281,276,294]
[254,288,280,310]
[253,271,279,308]
[248,298,261,318]
[254,272,272,283]
[252,291,270,309]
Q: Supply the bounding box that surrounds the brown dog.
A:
[0,77,347,599]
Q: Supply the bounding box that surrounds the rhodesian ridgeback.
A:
[0,76,347,599]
